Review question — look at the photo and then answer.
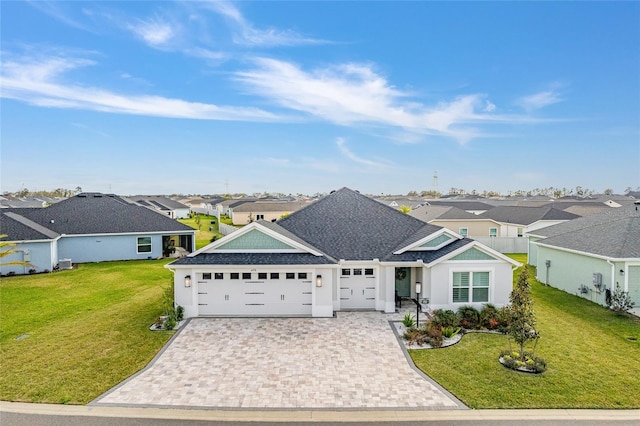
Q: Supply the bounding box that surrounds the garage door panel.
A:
[340,267,376,309]
[198,273,312,316]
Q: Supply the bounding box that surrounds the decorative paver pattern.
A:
[95,311,462,409]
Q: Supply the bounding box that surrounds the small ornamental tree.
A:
[506,266,540,360]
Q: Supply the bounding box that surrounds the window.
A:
[256,214,265,220]
[459,228,468,237]
[202,273,212,280]
[258,272,267,280]
[242,272,252,280]
[214,273,223,280]
[353,268,363,276]
[517,227,524,237]
[365,268,374,276]
[230,273,239,280]
[137,236,152,253]
[270,272,280,279]
[286,272,295,279]
[453,271,490,303]
[341,269,351,276]
[489,228,498,237]
[298,272,308,279]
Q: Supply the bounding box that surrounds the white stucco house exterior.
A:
[167,188,519,318]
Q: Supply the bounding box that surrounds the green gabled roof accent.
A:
[216,229,296,250]
[450,247,496,261]
[419,234,453,248]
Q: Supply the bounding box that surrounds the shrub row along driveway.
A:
[94,312,463,409]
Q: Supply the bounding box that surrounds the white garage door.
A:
[339,267,376,309]
[197,271,313,316]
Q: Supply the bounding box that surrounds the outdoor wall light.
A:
[184,275,192,288]
[316,274,323,287]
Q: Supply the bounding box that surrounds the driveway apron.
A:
[93,311,464,409]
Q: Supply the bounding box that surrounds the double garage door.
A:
[340,267,376,309]
[197,271,312,316]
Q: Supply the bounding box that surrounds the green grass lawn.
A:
[178,214,223,249]
[410,255,640,408]
[0,260,174,404]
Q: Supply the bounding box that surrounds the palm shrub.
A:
[430,309,459,328]
[479,303,501,330]
[402,314,416,328]
[458,305,481,329]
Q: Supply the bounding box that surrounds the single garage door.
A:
[197,271,312,316]
[340,267,376,309]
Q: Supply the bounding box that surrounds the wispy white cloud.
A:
[336,138,392,168]
[516,88,564,111]
[201,0,329,47]
[0,52,280,122]
[27,0,90,31]
[127,16,177,47]
[234,58,541,142]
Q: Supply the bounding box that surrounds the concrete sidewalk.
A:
[2,401,640,423]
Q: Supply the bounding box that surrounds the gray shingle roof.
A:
[408,205,478,222]
[277,188,444,261]
[383,238,473,262]
[532,203,640,258]
[1,212,59,241]
[427,201,494,211]
[7,193,194,235]
[171,252,334,265]
[480,206,579,225]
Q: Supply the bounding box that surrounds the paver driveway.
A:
[94,311,464,409]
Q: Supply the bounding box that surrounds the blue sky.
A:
[1,1,639,196]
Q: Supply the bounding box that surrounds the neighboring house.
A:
[167,188,519,319]
[229,200,309,225]
[528,202,640,310]
[409,205,503,237]
[127,196,191,219]
[374,197,425,210]
[479,206,579,237]
[426,201,494,215]
[1,193,196,275]
[215,198,256,216]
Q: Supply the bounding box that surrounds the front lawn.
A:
[411,258,640,408]
[0,260,174,404]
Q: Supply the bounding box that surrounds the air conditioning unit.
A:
[58,259,73,270]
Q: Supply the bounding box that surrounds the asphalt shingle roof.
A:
[531,203,640,258]
[408,205,478,222]
[171,252,334,265]
[383,238,473,263]
[6,193,194,236]
[277,188,445,261]
[479,206,579,225]
[1,212,59,241]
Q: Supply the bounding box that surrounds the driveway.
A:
[93,311,464,409]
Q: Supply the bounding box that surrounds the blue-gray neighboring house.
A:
[1,193,196,275]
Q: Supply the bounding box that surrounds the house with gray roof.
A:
[528,202,640,311]
[1,193,196,275]
[127,196,191,219]
[167,188,519,318]
[229,200,309,225]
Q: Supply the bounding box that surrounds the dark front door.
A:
[395,267,411,298]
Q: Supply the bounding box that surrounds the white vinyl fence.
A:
[219,223,239,236]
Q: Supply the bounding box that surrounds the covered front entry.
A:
[197,270,313,316]
[339,266,376,309]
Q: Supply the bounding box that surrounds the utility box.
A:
[593,273,602,286]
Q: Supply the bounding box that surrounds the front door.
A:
[395,267,411,298]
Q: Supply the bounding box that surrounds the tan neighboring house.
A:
[408,205,503,238]
[230,201,309,225]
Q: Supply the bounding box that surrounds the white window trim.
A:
[459,227,468,237]
[136,236,152,254]
[489,228,498,237]
[450,268,494,304]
